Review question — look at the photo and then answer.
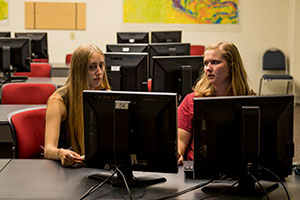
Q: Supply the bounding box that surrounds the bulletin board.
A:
[25,2,86,30]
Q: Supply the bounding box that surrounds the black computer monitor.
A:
[106,43,148,53]
[0,38,31,83]
[104,52,148,91]
[151,31,182,43]
[192,95,294,195]
[152,55,203,102]
[83,90,178,186]
[0,32,11,37]
[15,32,48,59]
[117,32,149,43]
[149,43,190,78]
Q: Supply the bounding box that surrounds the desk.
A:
[0,159,299,199]
[25,77,68,87]
[0,159,9,171]
[0,105,45,158]
[51,63,70,77]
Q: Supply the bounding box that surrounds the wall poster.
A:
[0,0,8,25]
[123,0,239,24]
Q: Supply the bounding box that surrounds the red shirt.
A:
[177,92,195,160]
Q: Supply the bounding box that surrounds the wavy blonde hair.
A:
[194,41,253,97]
[57,44,110,154]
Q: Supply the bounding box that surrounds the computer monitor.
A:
[106,43,148,53]
[104,52,148,91]
[0,38,31,83]
[151,55,204,102]
[14,32,48,59]
[149,43,190,78]
[151,31,182,43]
[0,32,11,37]
[83,90,178,186]
[117,32,149,43]
[192,95,294,195]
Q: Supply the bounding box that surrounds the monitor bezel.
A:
[14,32,48,59]
[104,52,148,91]
[193,94,294,180]
[106,43,149,53]
[117,32,149,44]
[151,55,204,101]
[151,31,182,43]
[149,42,190,78]
[83,90,178,175]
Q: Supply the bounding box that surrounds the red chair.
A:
[13,63,52,77]
[65,54,72,65]
[1,82,56,104]
[8,107,46,158]
[32,58,49,63]
[148,79,152,92]
[190,45,205,55]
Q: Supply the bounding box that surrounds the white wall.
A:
[2,0,299,102]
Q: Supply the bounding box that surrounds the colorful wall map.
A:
[123,0,238,24]
[0,0,8,25]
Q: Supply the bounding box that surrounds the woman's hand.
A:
[57,148,84,167]
[177,152,184,166]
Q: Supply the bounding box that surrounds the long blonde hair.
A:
[57,44,110,154]
[194,41,253,97]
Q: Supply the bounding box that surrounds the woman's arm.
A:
[44,93,83,167]
[178,128,192,165]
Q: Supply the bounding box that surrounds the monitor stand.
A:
[88,167,166,187]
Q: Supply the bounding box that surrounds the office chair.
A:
[1,82,56,104]
[190,45,205,55]
[8,107,46,158]
[65,54,72,65]
[258,48,293,95]
[13,63,52,77]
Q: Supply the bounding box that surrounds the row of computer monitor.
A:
[0,31,48,59]
[0,34,200,101]
[0,32,48,83]
[105,42,203,101]
[117,30,181,44]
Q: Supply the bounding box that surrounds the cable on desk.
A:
[155,177,217,200]
[0,158,12,173]
[197,180,239,200]
[116,167,134,200]
[259,165,290,200]
[79,169,117,200]
[250,173,270,200]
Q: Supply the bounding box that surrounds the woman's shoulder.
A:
[181,92,197,105]
[47,90,65,107]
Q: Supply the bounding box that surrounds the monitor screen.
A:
[106,43,148,53]
[151,31,182,43]
[83,90,178,186]
[0,32,11,37]
[149,43,190,78]
[15,32,48,59]
[152,55,204,102]
[117,32,149,43]
[0,38,31,83]
[192,95,294,192]
[104,52,148,91]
